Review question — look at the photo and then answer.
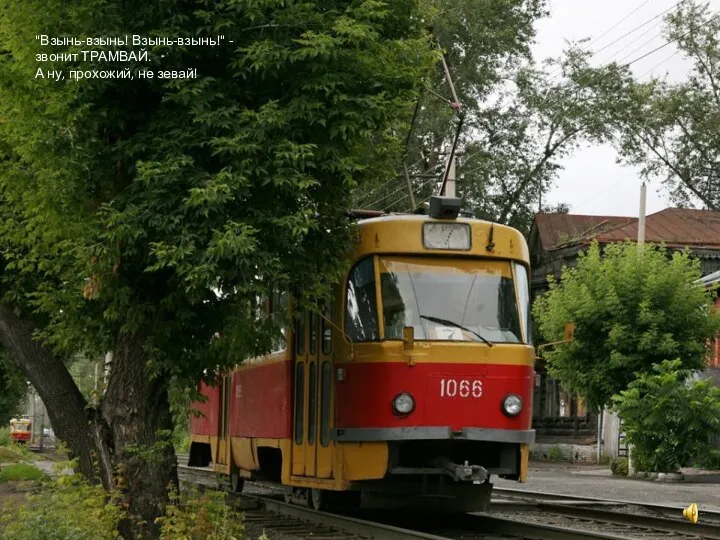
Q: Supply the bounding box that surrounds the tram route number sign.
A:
[439,378,482,398]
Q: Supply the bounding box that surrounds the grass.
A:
[0,463,46,483]
[0,446,24,464]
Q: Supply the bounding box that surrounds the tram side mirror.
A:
[403,326,414,351]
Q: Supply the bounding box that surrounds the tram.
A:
[188,196,535,512]
[9,416,32,444]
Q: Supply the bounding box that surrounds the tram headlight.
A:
[392,392,415,415]
[502,394,523,417]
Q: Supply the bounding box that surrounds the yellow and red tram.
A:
[188,197,535,511]
[9,416,32,444]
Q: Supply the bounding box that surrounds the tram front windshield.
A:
[344,256,530,344]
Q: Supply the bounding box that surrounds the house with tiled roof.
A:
[527,208,720,456]
[529,207,720,293]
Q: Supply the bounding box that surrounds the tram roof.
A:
[348,211,529,263]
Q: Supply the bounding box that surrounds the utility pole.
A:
[638,182,647,249]
[39,411,44,452]
[30,387,36,446]
[627,181,647,475]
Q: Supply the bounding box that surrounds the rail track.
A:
[493,487,720,523]
[488,487,720,539]
[178,460,720,539]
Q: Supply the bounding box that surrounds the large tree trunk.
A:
[102,331,178,539]
[0,304,103,485]
[0,306,178,539]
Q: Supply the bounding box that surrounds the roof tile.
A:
[535,208,720,251]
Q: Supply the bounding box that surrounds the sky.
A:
[531,0,704,217]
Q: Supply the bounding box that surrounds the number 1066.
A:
[439,378,482,398]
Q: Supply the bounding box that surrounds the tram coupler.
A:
[436,458,488,483]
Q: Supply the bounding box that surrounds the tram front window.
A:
[379,256,523,344]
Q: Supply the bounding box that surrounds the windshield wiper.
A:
[419,315,494,347]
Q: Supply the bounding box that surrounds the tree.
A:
[353,2,606,233]
[0,1,432,536]
[0,350,26,426]
[533,241,720,409]
[613,359,720,472]
[568,0,720,210]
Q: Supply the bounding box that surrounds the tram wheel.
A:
[230,473,244,493]
[283,487,293,504]
[310,488,327,511]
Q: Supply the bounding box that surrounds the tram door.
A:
[291,310,308,476]
[291,304,334,479]
[215,375,231,468]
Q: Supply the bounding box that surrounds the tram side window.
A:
[294,363,305,444]
[497,278,522,343]
[513,263,532,345]
[345,257,379,342]
[320,361,331,447]
[308,362,317,444]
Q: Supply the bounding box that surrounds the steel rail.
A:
[178,464,450,540]
[494,486,720,522]
[463,514,639,540]
[180,463,647,540]
[535,503,720,539]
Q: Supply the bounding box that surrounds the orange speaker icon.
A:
[683,503,698,524]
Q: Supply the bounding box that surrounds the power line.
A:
[624,13,720,67]
[590,2,681,59]
[614,27,668,64]
[598,19,665,64]
[546,1,681,80]
[639,50,681,78]
[587,0,654,50]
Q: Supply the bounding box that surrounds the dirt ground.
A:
[494,460,720,512]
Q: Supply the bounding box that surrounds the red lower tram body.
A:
[189,344,535,512]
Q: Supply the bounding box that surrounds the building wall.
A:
[711,297,720,369]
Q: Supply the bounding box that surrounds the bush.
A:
[610,457,628,476]
[0,463,46,482]
[0,468,253,540]
[0,427,12,446]
[156,486,245,540]
[0,473,123,540]
[612,359,720,473]
[547,447,565,461]
[0,446,24,463]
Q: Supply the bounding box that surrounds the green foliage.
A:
[0,463,46,482]
[0,430,37,463]
[0,427,11,447]
[612,360,720,473]
[156,486,244,540]
[533,241,720,408]
[0,0,435,384]
[169,378,195,454]
[0,349,27,426]
[0,473,123,539]
[610,457,628,476]
[354,1,609,232]
[546,447,565,461]
[0,446,25,463]
[68,355,105,406]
